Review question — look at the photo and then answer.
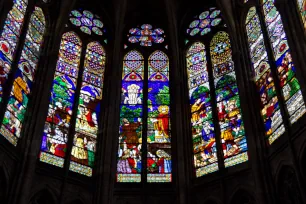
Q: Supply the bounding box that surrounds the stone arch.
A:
[29,189,57,204]
[276,166,303,204]
[299,143,306,179]
[230,189,256,204]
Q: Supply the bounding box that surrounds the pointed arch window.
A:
[186,8,249,178]
[39,9,107,177]
[0,3,47,145]
[244,3,306,145]
[117,24,171,183]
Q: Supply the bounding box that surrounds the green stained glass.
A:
[189,20,199,28]
[71,10,82,17]
[80,26,91,35]
[93,19,103,28]
[92,27,103,36]
[211,18,222,26]
[199,11,209,19]
[201,28,211,36]
[190,28,200,36]
[83,10,94,19]
[69,18,81,26]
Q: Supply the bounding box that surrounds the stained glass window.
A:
[69,9,104,36]
[297,0,306,30]
[262,0,306,125]
[187,42,218,177]
[40,32,82,168]
[147,51,171,182]
[0,0,28,102]
[245,7,285,145]
[117,50,172,183]
[210,32,248,168]
[128,24,165,47]
[186,9,249,178]
[0,7,46,145]
[186,8,222,37]
[69,42,106,177]
[117,50,143,182]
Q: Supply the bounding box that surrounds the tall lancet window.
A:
[0,2,47,145]
[245,7,285,144]
[39,9,107,177]
[117,24,172,183]
[244,2,306,145]
[186,8,248,178]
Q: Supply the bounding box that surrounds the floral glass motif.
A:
[117,50,144,182]
[69,9,104,36]
[0,7,46,146]
[186,8,223,37]
[262,0,306,125]
[297,0,306,31]
[0,0,28,102]
[245,7,285,145]
[69,42,106,177]
[40,32,82,168]
[187,42,219,177]
[210,32,248,168]
[128,24,165,47]
[147,51,171,182]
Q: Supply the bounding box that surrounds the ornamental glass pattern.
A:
[0,0,28,102]
[187,42,219,177]
[245,7,285,145]
[210,32,248,168]
[40,32,82,168]
[69,42,106,176]
[297,0,306,30]
[262,0,306,125]
[0,7,46,145]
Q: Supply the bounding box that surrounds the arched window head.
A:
[0,0,28,101]
[186,8,248,178]
[117,26,172,183]
[0,6,46,145]
[40,31,82,168]
[297,0,306,31]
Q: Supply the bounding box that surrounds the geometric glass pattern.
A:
[262,0,306,126]
[0,0,28,102]
[39,32,82,168]
[186,8,223,37]
[297,0,306,31]
[147,51,171,182]
[128,24,165,47]
[187,42,219,177]
[210,32,248,168]
[245,7,285,145]
[117,50,144,182]
[69,42,106,176]
[0,6,46,145]
[69,9,104,36]
[117,50,172,182]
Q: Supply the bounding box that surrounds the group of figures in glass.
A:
[0,0,305,183]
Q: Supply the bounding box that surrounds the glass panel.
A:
[117,50,143,182]
[262,0,306,125]
[0,7,45,145]
[187,42,218,177]
[39,32,82,168]
[210,32,248,168]
[69,42,106,177]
